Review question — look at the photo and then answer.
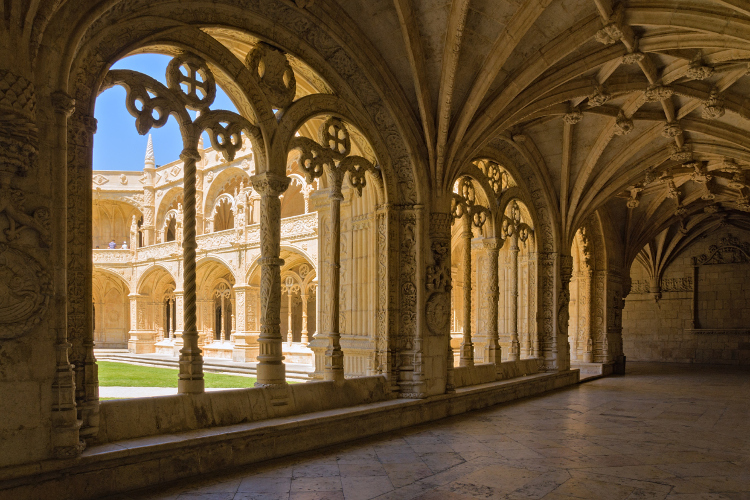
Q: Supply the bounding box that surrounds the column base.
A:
[255,362,286,386]
[178,378,205,394]
[459,342,474,367]
[324,348,344,382]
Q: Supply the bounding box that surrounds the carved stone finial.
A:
[690,162,711,184]
[687,62,713,80]
[144,134,155,168]
[614,110,633,136]
[587,84,611,107]
[662,121,682,138]
[563,108,583,125]
[728,171,746,190]
[622,51,645,65]
[595,7,625,45]
[702,88,725,120]
[626,185,643,208]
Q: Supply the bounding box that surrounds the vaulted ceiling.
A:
[322,0,750,259]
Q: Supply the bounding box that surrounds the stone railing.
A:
[197,228,237,251]
[280,212,317,241]
[136,241,181,261]
[93,249,133,264]
[94,213,318,266]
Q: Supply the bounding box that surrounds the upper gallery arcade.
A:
[1,1,749,497]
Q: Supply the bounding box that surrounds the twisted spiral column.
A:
[460,214,474,367]
[178,148,204,394]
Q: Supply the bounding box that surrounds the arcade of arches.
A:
[1,1,750,498]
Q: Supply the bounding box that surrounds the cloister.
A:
[0,1,749,498]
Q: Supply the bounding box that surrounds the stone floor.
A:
[109,362,750,500]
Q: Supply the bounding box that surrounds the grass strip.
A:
[98,361,256,388]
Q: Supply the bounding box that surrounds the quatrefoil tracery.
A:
[452,177,489,230]
[289,117,380,196]
[105,53,260,163]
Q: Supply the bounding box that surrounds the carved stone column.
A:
[556,254,574,371]
[508,231,521,361]
[52,92,84,454]
[323,170,345,382]
[178,149,204,394]
[251,173,289,387]
[483,239,502,365]
[301,293,309,343]
[287,287,294,344]
[580,269,594,363]
[460,214,474,367]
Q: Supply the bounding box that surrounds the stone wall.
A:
[623,228,750,365]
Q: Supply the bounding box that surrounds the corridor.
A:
[111,363,750,500]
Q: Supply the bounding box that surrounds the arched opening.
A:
[212,196,234,232]
[92,270,131,348]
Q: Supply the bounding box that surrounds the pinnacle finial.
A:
[145,134,155,167]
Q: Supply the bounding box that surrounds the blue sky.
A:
[93,54,238,171]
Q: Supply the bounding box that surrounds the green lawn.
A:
[98,361,256,388]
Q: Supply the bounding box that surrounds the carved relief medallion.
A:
[0,244,51,338]
[425,292,450,335]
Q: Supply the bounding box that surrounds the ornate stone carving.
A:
[245,42,296,109]
[587,85,611,107]
[626,185,642,209]
[693,234,750,265]
[594,8,624,45]
[662,121,682,138]
[613,111,633,136]
[644,85,674,102]
[702,88,725,120]
[563,109,583,125]
[622,51,645,65]
[686,62,713,80]
[0,244,52,338]
[669,144,693,163]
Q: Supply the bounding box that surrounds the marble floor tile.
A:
[117,363,750,500]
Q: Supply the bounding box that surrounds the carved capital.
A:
[250,173,290,197]
[51,91,75,117]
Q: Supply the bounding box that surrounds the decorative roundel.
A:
[245,43,296,109]
[320,117,351,157]
[167,53,217,110]
[0,244,51,339]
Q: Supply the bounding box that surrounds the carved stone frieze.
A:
[693,234,750,265]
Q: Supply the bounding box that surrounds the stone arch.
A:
[136,264,177,295]
[203,166,251,219]
[92,268,131,349]
[155,187,183,235]
[275,95,396,203]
